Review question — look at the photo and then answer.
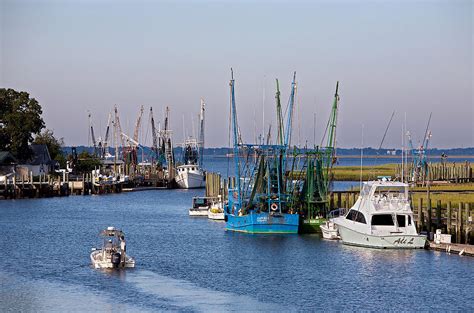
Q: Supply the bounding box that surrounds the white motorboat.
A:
[208,198,225,220]
[90,226,135,269]
[320,208,346,240]
[189,196,211,216]
[333,178,426,249]
[320,221,340,240]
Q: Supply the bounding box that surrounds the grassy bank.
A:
[332,164,398,181]
[411,183,474,207]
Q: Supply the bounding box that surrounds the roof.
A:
[0,151,17,165]
[27,144,52,165]
[99,227,125,238]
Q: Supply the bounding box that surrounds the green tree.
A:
[75,151,101,173]
[0,88,45,161]
[34,129,64,160]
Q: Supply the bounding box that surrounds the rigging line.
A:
[371,110,395,179]
[378,111,396,151]
[422,112,432,148]
[320,113,331,148]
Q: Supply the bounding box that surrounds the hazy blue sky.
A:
[1,0,472,148]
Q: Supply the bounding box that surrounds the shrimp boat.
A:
[90,226,135,269]
[296,82,340,234]
[333,178,427,249]
[176,100,206,189]
[224,70,299,234]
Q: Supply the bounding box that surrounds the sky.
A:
[1,0,472,149]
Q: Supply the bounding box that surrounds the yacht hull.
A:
[337,224,426,249]
[225,212,299,234]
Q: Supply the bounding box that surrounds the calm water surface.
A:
[1,188,473,311]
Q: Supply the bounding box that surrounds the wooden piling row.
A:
[396,162,473,183]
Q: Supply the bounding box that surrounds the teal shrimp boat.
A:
[224,70,299,234]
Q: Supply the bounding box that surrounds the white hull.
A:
[176,168,205,189]
[90,250,135,269]
[208,210,225,220]
[189,207,209,216]
[320,221,340,240]
[337,224,426,249]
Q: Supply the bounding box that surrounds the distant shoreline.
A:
[205,154,474,159]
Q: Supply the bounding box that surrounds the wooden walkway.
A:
[428,241,474,257]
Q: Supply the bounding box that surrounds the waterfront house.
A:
[17,144,59,176]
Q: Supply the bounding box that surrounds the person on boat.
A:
[120,235,126,263]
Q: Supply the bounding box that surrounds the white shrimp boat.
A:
[333,178,426,249]
[176,100,206,189]
[90,227,135,269]
[176,163,205,189]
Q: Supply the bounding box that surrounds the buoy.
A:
[459,249,465,256]
[271,203,278,211]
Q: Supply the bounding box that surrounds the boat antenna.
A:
[313,112,316,148]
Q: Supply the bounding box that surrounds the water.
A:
[1,187,473,312]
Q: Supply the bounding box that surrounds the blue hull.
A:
[225,212,299,234]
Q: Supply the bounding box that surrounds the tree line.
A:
[0,88,97,173]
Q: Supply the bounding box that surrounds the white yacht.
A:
[90,227,135,269]
[333,178,426,249]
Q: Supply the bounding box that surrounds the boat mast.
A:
[199,98,205,168]
[275,79,284,146]
[324,81,340,183]
[230,69,241,205]
[149,107,160,164]
[284,72,297,148]
[103,111,112,159]
[282,72,297,172]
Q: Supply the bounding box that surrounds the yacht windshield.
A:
[374,186,406,199]
[371,214,394,226]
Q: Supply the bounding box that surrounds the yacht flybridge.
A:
[333,178,426,249]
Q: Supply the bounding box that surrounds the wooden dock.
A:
[428,241,474,257]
